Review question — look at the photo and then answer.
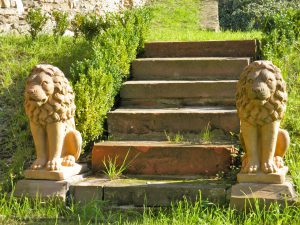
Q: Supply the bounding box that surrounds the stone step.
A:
[132,57,250,80]
[92,141,235,175]
[120,80,237,107]
[142,40,257,58]
[70,176,231,206]
[108,107,239,140]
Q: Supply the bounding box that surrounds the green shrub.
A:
[26,8,48,39]
[52,11,69,39]
[70,8,151,146]
[0,7,151,191]
[219,0,299,31]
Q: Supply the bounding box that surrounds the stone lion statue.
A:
[24,64,82,171]
[236,60,289,174]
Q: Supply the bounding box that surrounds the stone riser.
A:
[120,80,237,107]
[108,107,240,139]
[132,57,250,80]
[92,141,235,175]
[143,40,257,58]
[121,98,236,108]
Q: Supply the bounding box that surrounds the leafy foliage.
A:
[0,8,151,191]
[26,8,48,39]
[219,0,299,31]
[70,8,151,146]
[52,11,70,39]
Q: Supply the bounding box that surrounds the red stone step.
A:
[92,141,236,175]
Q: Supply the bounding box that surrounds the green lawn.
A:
[0,0,300,224]
[146,0,261,41]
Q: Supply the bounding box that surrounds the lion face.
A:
[25,64,76,126]
[26,72,55,106]
[245,68,277,101]
[236,61,287,126]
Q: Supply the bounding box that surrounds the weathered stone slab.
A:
[132,57,250,80]
[120,80,237,107]
[24,163,89,181]
[92,141,236,175]
[70,177,231,206]
[230,181,298,210]
[108,107,240,138]
[69,178,105,204]
[14,172,90,200]
[237,167,288,184]
[143,41,257,58]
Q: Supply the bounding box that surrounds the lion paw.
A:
[31,158,47,170]
[274,156,284,168]
[242,164,259,173]
[62,155,75,167]
[262,161,278,173]
[46,158,62,171]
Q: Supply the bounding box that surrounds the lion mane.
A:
[24,64,76,127]
[236,60,287,126]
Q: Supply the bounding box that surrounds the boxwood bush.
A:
[219,0,299,31]
[0,7,151,191]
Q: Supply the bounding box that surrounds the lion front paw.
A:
[47,158,62,171]
[242,163,259,173]
[262,161,278,173]
[62,155,76,167]
[274,156,284,168]
[31,158,47,170]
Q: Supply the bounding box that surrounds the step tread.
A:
[143,40,257,58]
[123,80,238,84]
[134,57,250,61]
[94,140,234,147]
[110,106,237,114]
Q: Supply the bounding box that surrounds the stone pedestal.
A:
[230,180,298,210]
[237,167,288,184]
[14,164,90,201]
[24,163,88,181]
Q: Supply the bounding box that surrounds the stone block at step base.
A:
[24,163,89,181]
[92,141,236,175]
[70,176,231,206]
[230,181,298,210]
[237,167,288,184]
[14,170,90,201]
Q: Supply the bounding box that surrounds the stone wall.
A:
[0,0,146,34]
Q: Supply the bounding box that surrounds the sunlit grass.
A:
[146,0,262,41]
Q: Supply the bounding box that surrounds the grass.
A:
[164,131,185,143]
[0,35,90,191]
[199,122,213,144]
[1,193,300,224]
[146,0,262,41]
[0,1,300,224]
[103,151,130,180]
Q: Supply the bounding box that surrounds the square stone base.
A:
[230,180,298,210]
[237,166,288,184]
[14,164,90,200]
[24,163,88,181]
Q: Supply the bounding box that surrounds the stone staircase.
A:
[92,40,257,176]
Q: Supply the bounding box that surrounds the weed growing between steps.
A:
[0,8,151,191]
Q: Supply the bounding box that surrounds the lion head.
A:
[24,64,76,126]
[236,60,287,126]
